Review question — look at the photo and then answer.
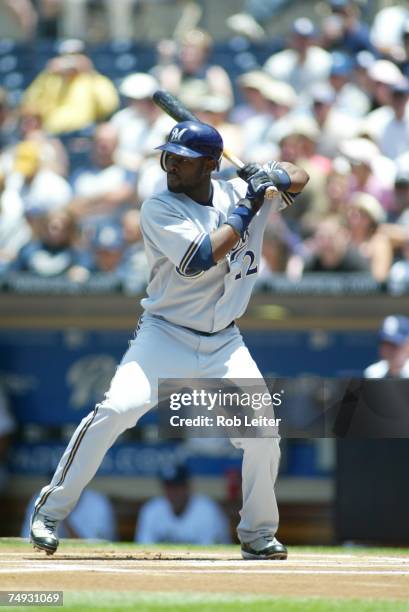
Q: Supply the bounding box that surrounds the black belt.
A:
[182,321,235,336]
[152,315,234,336]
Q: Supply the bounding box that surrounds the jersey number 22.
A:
[235,250,257,280]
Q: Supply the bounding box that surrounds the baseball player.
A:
[30,120,309,559]
[364,315,409,379]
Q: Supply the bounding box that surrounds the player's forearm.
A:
[185,226,240,273]
[210,225,241,262]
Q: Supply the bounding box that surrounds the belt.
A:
[152,315,234,336]
[181,321,235,336]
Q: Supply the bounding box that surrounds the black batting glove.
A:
[239,162,276,198]
[245,169,276,211]
[237,163,263,183]
[238,163,278,211]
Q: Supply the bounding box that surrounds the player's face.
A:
[164,152,213,195]
[163,482,190,515]
[379,340,408,375]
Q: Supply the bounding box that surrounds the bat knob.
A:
[265,185,279,199]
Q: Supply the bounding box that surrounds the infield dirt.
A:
[1,542,409,600]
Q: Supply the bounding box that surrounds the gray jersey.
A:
[141,175,289,332]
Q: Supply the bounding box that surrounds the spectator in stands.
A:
[322,163,351,217]
[363,60,405,136]
[364,315,409,378]
[382,167,409,294]
[338,137,395,212]
[12,207,91,280]
[397,19,409,78]
[111,73,173,173]
[241,79,297,151]
[7,140,72,217]
[380,164,409,237]
[135,464,231,545]
[263,18,331,97]
[328,51,370,117]
[22,39,119,134]
[22,487,117,541]
[0,169,31,273]
[89,219,147,293]
[353,49,376,104]
[393,166,409,228]
[258,223,292,281]
[0,384,15,495]
[150,38,179,92]
[345,191,393,283]
[69,123,137,238]
[375,78,409,161]
[0,88,18,150]
[370,3,409,61]
[0,0,37,41]
[276,116,332,235]
[235,72,280,151]
[231,70,275,124]
[320,0,373,55]
[16,108,69,177]
[57,0,138,41]
[36,0,60,38]
[309,82,359,158]
[388,240,409,296]
[369,59,404,109]
[89,222,125,276]
[290,216,368,278]
[155,29,233,105]
[226,0,291,41]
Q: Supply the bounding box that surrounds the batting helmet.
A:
[156,120,223,162]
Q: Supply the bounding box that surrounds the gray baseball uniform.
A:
[33,170,291,545]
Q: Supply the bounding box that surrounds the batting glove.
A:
[263,161,291,191]
[238,163,276,207]
[238,161,292,193]
[237,163,263,183]
[225,166,275,238]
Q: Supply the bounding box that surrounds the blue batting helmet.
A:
[156,120,223,162]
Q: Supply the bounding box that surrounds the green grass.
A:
[1,592,408,612]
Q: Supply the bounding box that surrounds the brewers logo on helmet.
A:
[156,120,223,169]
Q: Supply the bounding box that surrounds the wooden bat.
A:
[152,89,278,199]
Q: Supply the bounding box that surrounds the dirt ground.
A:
[1,542,409,601]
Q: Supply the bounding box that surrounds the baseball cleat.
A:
[241,536,288,560]
[30,511,59,555]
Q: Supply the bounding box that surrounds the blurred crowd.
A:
[1,0,409,292]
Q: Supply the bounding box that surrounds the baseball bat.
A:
[152,89,278,199]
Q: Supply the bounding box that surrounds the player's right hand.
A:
[237,163,263,183]
[244,170,276,211]
[238,163,276,202]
